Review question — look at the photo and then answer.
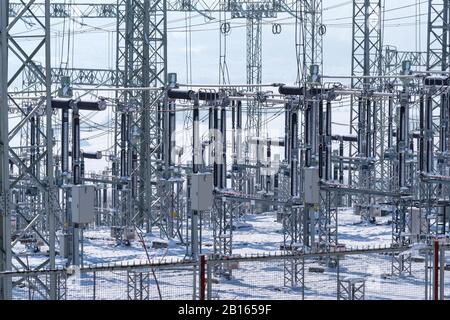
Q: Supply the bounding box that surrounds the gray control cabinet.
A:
[190,173,213,211]
[304,167,320,205]
[71,185,96,224]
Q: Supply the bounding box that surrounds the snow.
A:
[10,208,450,300]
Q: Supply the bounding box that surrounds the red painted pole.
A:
[434,239,439,301]
[200,255,206,300]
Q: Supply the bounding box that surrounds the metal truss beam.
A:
[23,67,119,87]
[52,68,119,87]
[383,46,427,75]
[8,1,302,18]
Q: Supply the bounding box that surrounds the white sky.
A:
[20,0,428,85]
[7,0,429,173]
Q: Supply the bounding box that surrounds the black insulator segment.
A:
[167,89,195,100]
[331,135,358,142]
[167,89,221,101]
[51,98,106,111]
[278,85,330,96]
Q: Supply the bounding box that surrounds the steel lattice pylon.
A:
[427,0,450,72]
[426,0,450,236]
[427,0,448,159]
[0,0,10,300]
[246,16,262,139]
[351,0,383,88]
[114,0,167,237]
[1,0,57,299]
[303,0,323,71]
[349,0,383,213]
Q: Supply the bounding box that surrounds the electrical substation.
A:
[1,0,450,300]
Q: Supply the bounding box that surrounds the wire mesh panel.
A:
[207,251,430,300]
[150,267,195,300]
[303,258,338,300]
[63,266,195,300]
[1,249,437,300]
[66,270,128,300]
[444,250,450,300]
[209,259,303,300]
[10,273,59,300]
[338,253,426,300]
[3,262,196,300]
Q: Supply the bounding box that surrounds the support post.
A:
[433,239,439,300]
[72,104,81,266]
[0,0,12,300]
[44,0,56,299]
[206,260,212,300]
[439,243,445,300]
[199,255,206,300]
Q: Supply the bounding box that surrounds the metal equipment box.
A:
[110,226,123,239]
[59,233,72,258]
[190,173,213,211]
[369,205,382,218]
[304,167,320,204]
[410,207,428,237]
[124,227,136,241]
[71,185,96,224]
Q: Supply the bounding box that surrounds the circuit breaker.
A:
[190,173,213,211]
[71,185,96,224]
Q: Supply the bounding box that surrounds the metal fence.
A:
[7,261,197,300]
[1,245,449,300]
[206,249,430,300]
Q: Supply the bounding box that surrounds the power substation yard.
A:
[1,0,450,301]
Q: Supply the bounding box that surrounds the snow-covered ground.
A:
[69,209,392,264]
[74,208,394,264]
[11,209,450,300]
